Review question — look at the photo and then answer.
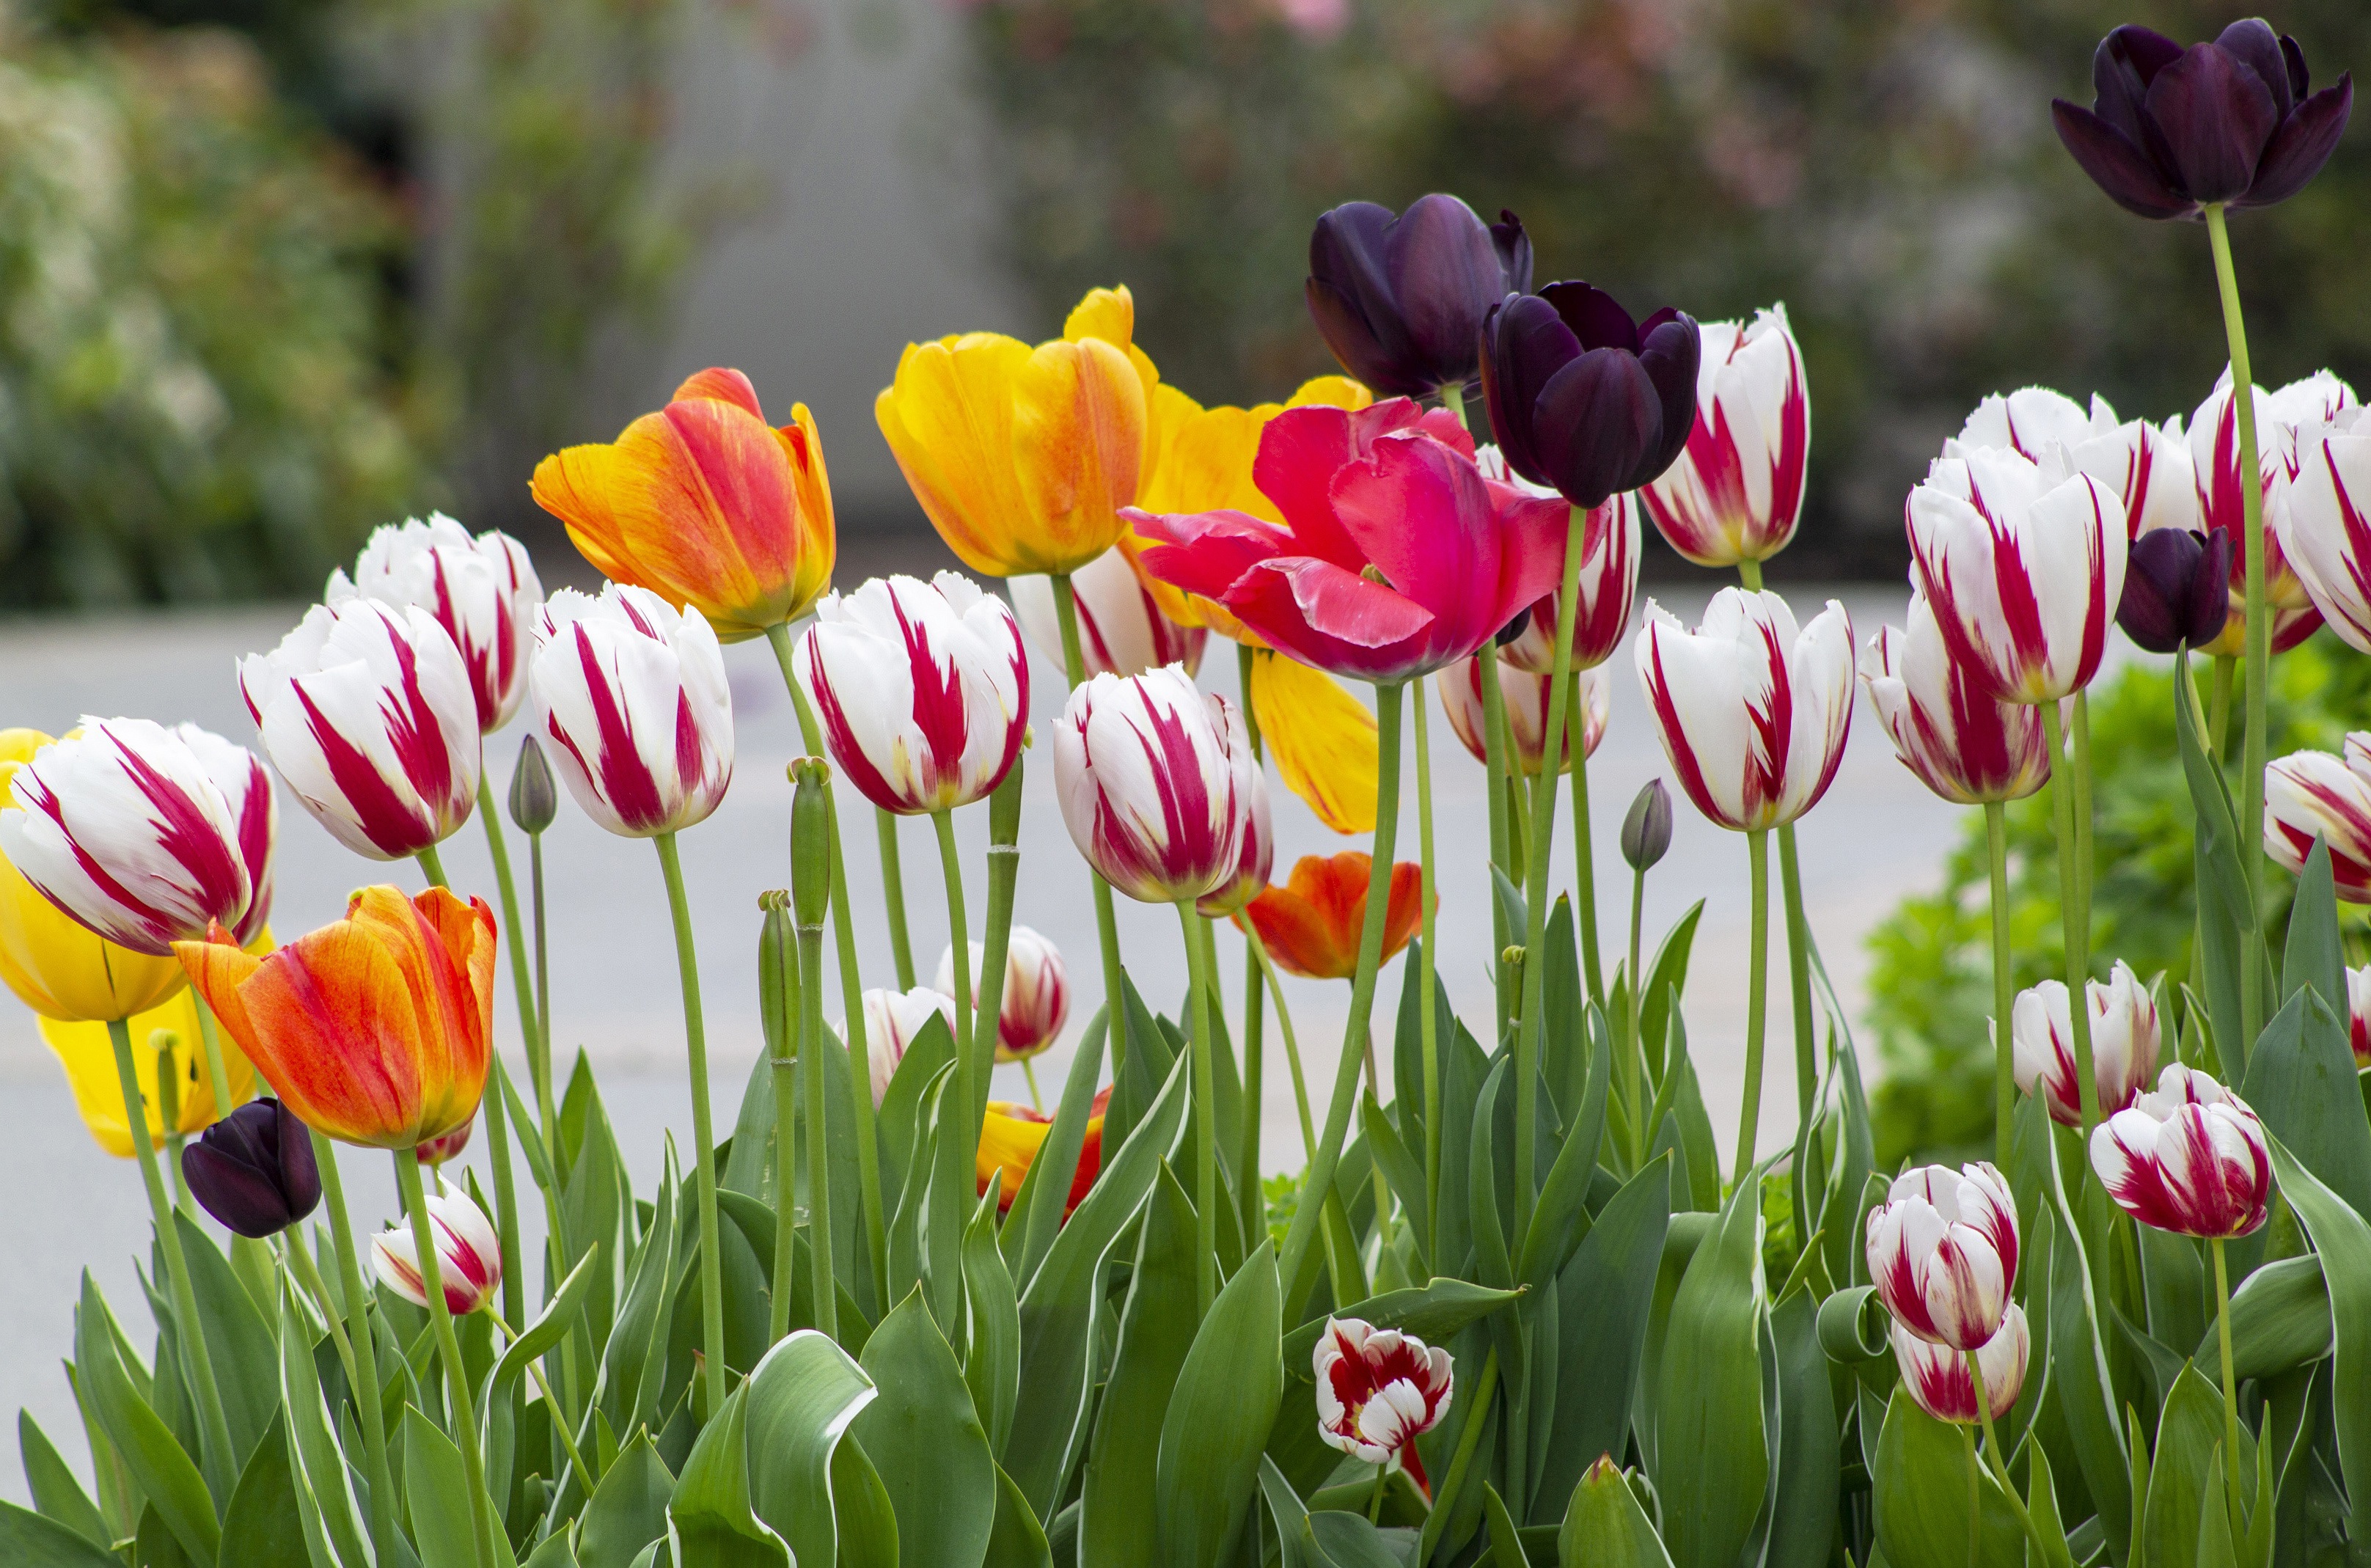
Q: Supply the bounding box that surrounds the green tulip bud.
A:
[509,735,558,835]
[758,891,794,1062]
[1621,780,1673,873]
[789,758,833,930]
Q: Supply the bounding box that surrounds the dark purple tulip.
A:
[2118,527,2232,654]
[1305,195,1531,398]
[1478,282,1701,510]
[181,1098,320,1239]
[2052,21,2352,220]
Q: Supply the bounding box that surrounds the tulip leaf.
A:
[1080,1164,1199,1567]
[877,1014,956,1213]
[1643,1011,1718,1212]
[2195,1254,2331,1379]
[742,1328,877,1568]
[1360,1090,1431,1275]
[666,1386,788,1568]
[830,1437,899,1568]
[2143,1362,2256,1568]
[2038,1129,2135,1556]
[1869,1387,2021,1568]
[274,1286,373,1568]
[522,1534,582,1568]
[559,1053,626,1356]
[73,1274,217,1566]
[719,1188,869,1354]
[1482,1484,1526,1568]
[484,1245,601,1507]
[1005,1004,1106,1289]
[1556,1457,1674,1567]
[2280,837,2345,1014]
[1154,1242,1283,1568]
[961,1184,1022,1457]
[166,1211,279,1471]
[1760,1282,1839,1568]
[2264,1132,2371,1549]
[1646,1177,1764,1568]
[18,1411,108,1550]
[1815,1286,1888,1362]
[851,1289,998,1568]
[406,1404,516,1568]
[720,1043,778,1203]
[1534,1154,1670,1523]
[220,1407,309,1568]
[0,1500,121,1568]
[1305,1510,1416,1568]
[2243,987,2371,1220]
[2174,650,2272,1071]
[1255,1456,1327,1568]
[1540,895,1586,1114]
[1518,1005,1610,1289]
[1275,1275,1522,1371]
[2136,1220,2210,1358]
[1469,1058,1515,1293]
[601,1150,680,1439]
[922,1063,977,1336]
[577,1430,675,1568]
[982,1462,1052,1568]
[1636,898,1705,1090]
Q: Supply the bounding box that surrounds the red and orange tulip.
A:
[176,886,495,1151]
[530,368,836,642]
[1235,852,1426,981]
[977,1088,1109,1215]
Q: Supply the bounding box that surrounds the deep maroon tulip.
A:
[2118,527,2233,653]
[2052,21,2353,220]
[1305,195,1531,398]
[181,1098,321,1239]
[1479,284,1701,510]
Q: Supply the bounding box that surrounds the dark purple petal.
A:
[1388,194,1508,392]
[2117,528,2230,653]
[2281,34,2309,98]
[1636,313,1701,482]
[180,1097,320,1238]
[2096,26,2185,144]
[271,1100,322,1220]
[182,1143,296,1238]
[1532,348,1660,510]
[1481,293,1581,487]
[1305,276,1407,396]
[2216,19,2293,122]
[2147,43,2280,204]
[1492,210,1533,297]
[1542,281,1642,354]
[1308,202,1425,395]
[2053,101,2194,218]
[2191,531,2234,647]
[2239,77,2354,210]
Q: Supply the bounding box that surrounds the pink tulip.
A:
[1052,667,1256,904]
[2188,368,2358,657]
[1313,1316,1454,1489]
[1437,657,1608,778]
[2090,1065,2271,1239]
[331,513,544,732]
[1865,1162,2020,1352]
[370,1179,502,1316]
[2010,960,2160,1126]
[1008,548,1207,681]
[1893,1307,2029,1426]
[2265,735,2371,902]
[1858,593,2051,806]
[1639,304,1809,568]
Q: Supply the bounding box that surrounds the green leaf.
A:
[667,1387,788,1567]
[878,1014,958,1204]
[2175,649,2269,1073]
[170,1212,278,1470]
[983,1463,1053,1568]
[220,1409,309,1568]
[523,1534,582,1568]
[1762,1283,1839,1568]
[1870,1388,2020,1567]
[2038,1144,2134,1556]
[407,1405,513,1568]
[2023,1442,2077,1568]
[1638,899,1706,1089]
[1361,1091,1431,1274]
[2264,1132,2371,1549]
[853,1289,998,1567]
[2196,1254,2330,1380]
[579,1429,676,1568]
[18,1411,107,1550]
[962,1185,1022,1456]
[2282,837,2345,1011]
[1647,1181,1764,1568]
[1643,1011,1718,1212]
[1154,1243,1283,1568]
[600,1150,680,1440]
[1004,1006,1107,1289]
[830,1439,899,1568]
[2137,1223,2209,1358]
[485,1245,601,1507]
[1256,1456,1325,1568]
[1305,1510,1417,1567]
[1482,1484,1527,1568]
[1080,1165,1200,1567]
[722,1039,779,1201]
[1519,1014,1610,1289]
[2141,1361,2256,1568]
[2195,1445,2240,1568]
[0,1501,122,1568]
[74,1274,216,1566]
[1557,1456,1674,1567]
[742,1328,878,1568]
[1816,1286,1888,1362]
[2243,987,2371,1220]
[1534,1156,1670,1524]
[274,1286,372,1568]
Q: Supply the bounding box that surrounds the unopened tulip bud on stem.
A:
[788,758,840,1341]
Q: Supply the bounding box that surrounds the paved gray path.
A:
[0,579,1978,1500]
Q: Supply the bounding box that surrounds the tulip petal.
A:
[2146,43,2278,205]
[2240,78,2354,208]
[1247,651,1377,834]
[1531,348,1660,511]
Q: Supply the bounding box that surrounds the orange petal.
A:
[1011,337,1143,575]
[228,915,425,1147]
[673,367,765,419]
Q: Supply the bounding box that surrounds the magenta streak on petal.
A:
[2121,434,2158,538]
[571,624,669,832]
[1981,518,2053,697]
[1934,651,2015,797]
[1643,631,1732,829]
[374,620,463,825]
[434,1209,493,1294]
[890,595,971,798]
[2100,1122,2188,1231]
[2326,453,2371,623]
[12,769,164,948]
[296,683,435,857]
[806,647,909,814]
[1875,1231,1941,1341]
[1114,690,1225,890]
[1744,618,1792,824]
[428,555,493,730]
[230,761,274,942]
[672,692,703,816]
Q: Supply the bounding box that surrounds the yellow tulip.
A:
[43,990,257,1157]
[1250,651,1379,835]
[876,286,1155,578]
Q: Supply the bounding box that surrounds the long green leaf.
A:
[578,1430,675,1568]
[2265,1132,2371,1548]
[2243,988,2371,1220]
[742,1328,878,1568]
[407,1405,514,1568]
[1008,1008,1107,1289]
[75,1274,217,1566]
[1534,1156,1669,1524]
[2142,1362,2256,1568]
[2280,837,2345,1012]
[1154,1243,1283,1568]
[17,1411,107,1550]
[220,1408,309,1568]
[983,1463,1052,1568]
[1080,1165,1200,1566]
[1761,1283,1838,1568]
[2196,1254,2330,1380]
[1870,1388,2020,1567]
[0,1501,122,1568]
[1647,1180,1763,1568]
[854,1290,997,1567]
[667,1387,788,1567]
[275,1286,371,1568]
[1556,1457,1673,1567]
[961,1185,1021,1457]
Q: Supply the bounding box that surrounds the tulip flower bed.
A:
[1,17,2367,1568]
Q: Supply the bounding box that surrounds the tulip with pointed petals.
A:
[1052,667,1255,905]
[371,1178,503,1315]
[2091,1065,2271,1239]
[2052,21,2352,220]
[1234,851,1426,981]
[1634,589,1853,833]
[2188,369,2357,656]
[978,1088,1108,1215]
[1009,549,1206,681]
[854,986,956,1106]
[1893,1308,2030,1426]
[1479,282,1701,510]
[1639,304,1809,568]
[1438,657,1608,778]
[1866,1161,2020,1352]
[2278,406,2371,656]
[331,513,545,731]
[2118,527,2232,653]
[2348,964,2371,1066]
[2012,960,2161,1127]
[1303,194,1530,398]
[1858,594,2051,806]
[1313,1317,1455,1488]
[528,584,733,838]
[934,926,1070,1065]
[2265,736,2371,901]
[183,1099,320,1239]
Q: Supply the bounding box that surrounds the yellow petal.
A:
[43,985,257,1157]
[1010,337,1144,575]
[1062,285,1160,468]
[876,334,1038,576]
[1286,375,1374,411]
[1251,651,1377,834]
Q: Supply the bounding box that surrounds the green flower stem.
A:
[1236,646,1268,1249]
[1777,824,1817,1130]
[1567,684,1604,1003]
[2073,691,2098,970]
[1962,1422,1982,1568]
[2205,202,2270,1061]
[2208,654,2236,761]
[1967,1346,2058,1563]
[189,992,236,1129]
[768,624,890,1313]
[1244,928,1316,1156]
[1049,574,1130,1078]
[1175,901,1220,1316]
[527,826,556,1140]
[310,1130,399,1566]
[1415,1345,1499,1565]
[653,831,728,1417]
[1277,681,1404,1300]
[933,810,978,1157]
[1366,1462,1388,1524]
[767,905,802,1345]
[1478,647,1515,1036]
[2037,702,2102,1137]
[875,807,917,990]
[1986,802,2015,1168]
[2212,1236,2246,1523]
[279,1230,353,1386]
[1412,676,1443,1261]
[1513,504,1593,1232]
[972,764,1025,1139]
[484,1310,594,1488]
[155,1036,190,1216]
[1624,860,1648,1166]
[417,840,450,892]
[392,1149,499,1568]
[106,1017,235,1499]
[1735,829,1772,1182]
[799,911,837,1340]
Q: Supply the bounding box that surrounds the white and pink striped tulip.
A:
[2349,964,2371,1068]
[529,584,733,838]
[1195,759,1273,920]
[1313,1316,1454,1485]
[1858,592,2051,806]
[1892,1307,2029,1426]
[1952,384,2199,538]
[1482,474,1638,675]
[856,985,958,1104]
[934,928,1071,1065]
[1052,666,1254,905]
[0,719,274,955]
[2278,406,2371,656]
[1008,549,1206,681]
[1865,1161,2019,1352]
[329,513,544,732]
[1634,588,1853,833]
[2266,734,2371,902]
[370,1179,502,1316]
[2189,368,2359,657]
[1639,304,1809,568]
[796,573,1028,817]
[1437,656,1608,778]
[2010,960,2160,1127]
[2090,1065,2271,1239]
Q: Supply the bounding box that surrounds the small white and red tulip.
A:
[529,584,734,838]
[331,513,545,732]
[2265,735,2371,902]
[2189,368,2358,657]
[1639,304,1809,568]
[1864,1161,2020,1352]
[414,1119,473,1167]
[241,599,482,860]
[1479,447,1638,675]
[2278,406,2371,656]
[2090,1064,2271,1239]
[933,928,1070,1065]
[1052,666,1256,905]
[1437,656,1608,777]
[2350,964,2371,1068]
[1634,588,1853,833]
[1008,549,1206,680]
[370,1178,502,1316]
[1313,1316,1454,1490]
[2011,960,2161,1126]
[0,718,275,956]
[1858,592,2051,806]
[1893,1306,2030,1426]
[856,986,958,1105]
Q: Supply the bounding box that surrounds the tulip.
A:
[1621,780,1673,873]
[2012,961,2161,1127]
[1129,400,1568,684]
[2266,736,2371,901]
[1865,1161,2020,1351]
[1635,589,1854,832]
[45,1003,258,1157]
[1638,304,1809,568]
[1235,852,1425,981]
[1313,1317,1455,1487]
[1478,282,1701,510]
[241,599,481,861]
[531,367,835,641]
[855,986,957,1106]
[977,1088,1108,1215]
[1195,756,1275,920]
[414,1120,472,1167]
[2188,369,2357,656]
[2052,21,2352,220]
[1892,1308,2030,1426]
[1246,650,1379,835]
[181,1098,319,1238]
[934,928,1069,1065]
[1009,549,1206,681]
[1487,486,1640,675]
[2118,527,2233,654]
[2278,406,2371,656]
[795,573,1028,816]
[2090,1064,2271,1239]
[1052,667,1256,904]
[529,583,734,838]
[1304,194,1531,399]
[1439,657,1608,777]
[2348,964,2371,1067]
[1954,388,2202,541]
[370,1177,503,1315]
[1905,444,2126,704]
[1858,594,2051,806]
[330,513,545,730]
[177,885,494,1150]
[876,287,1151,578]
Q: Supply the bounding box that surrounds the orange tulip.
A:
[1235,852,1426,981]
[530,368,835,642]
[175,886,495,1150]
[977,1088,1110,1215]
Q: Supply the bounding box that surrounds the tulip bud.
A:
[790,759,832,931]
[2090,1064,2271,1239]
[2012,961,2159,1126]
[1864,1162,2019,1352]
[181,1098,321,1239]
[2348,963,2371,1068]
[415,1119,472,1166]
[759,891,794,1062]
[508,734,557,835]
[371,1177,502,1315]
[1893,1306,2029,1426]
[1621,781,1674,873]
[2117,528,2232,654]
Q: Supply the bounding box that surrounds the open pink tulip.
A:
[370,1179,502,1316]
[1634,588,1853,832]
[1052,667,1255,904]
[2011,960,2160,1126]
[2090,1065,2271,1239]
[1893,1307,2029,1426]
[2189,368,2357,656]
[1438,657,1608,777]
[2277,406,2371,656]
[1313,1316,1454,1490]
[1127,400,1567,685]
[529,585,733,838]
[1865,1162,2019,1352]
[1008,547,1206,681]
[1639,304,1809,568]
[330,513,545,732]
[2265,735,2371,901]
[1859,593,2051,806]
